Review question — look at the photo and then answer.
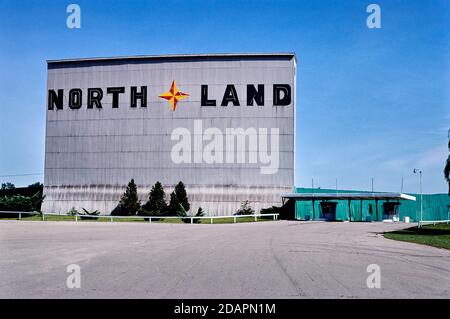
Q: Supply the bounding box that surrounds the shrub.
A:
[80,208,100,220]
[192,207,205,224]
[260,206,281,215]
[67,207,79,216]
[137,207,157,221]
[234,200,254,215]
[0,191,44,214]
[260,206,281,219]
[177,203,190,223]
[179,206,206,224]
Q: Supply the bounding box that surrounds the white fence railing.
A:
[418,219,450,228]
[0,211,279,224]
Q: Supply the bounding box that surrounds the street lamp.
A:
[413,168,423,227]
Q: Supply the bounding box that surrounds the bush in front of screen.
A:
[234,200,254,215]
[79,208,100,220]
[67,207,79,216]
[178,206,205,223]
[138,181,167,220]
[111,179,141,216]
[167,181,190,214]
[111,180,191,218]
[259,205,282,219]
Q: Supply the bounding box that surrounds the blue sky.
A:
[0,0,448,193]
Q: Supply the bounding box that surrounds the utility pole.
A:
[413,169,423,227]
[400,176,404,194]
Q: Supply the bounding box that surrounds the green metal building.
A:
[286,187,450,222]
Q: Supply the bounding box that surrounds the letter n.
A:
[48,89,64,110]
[247,84,264,106]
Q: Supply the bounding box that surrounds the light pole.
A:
[413,168,423,227]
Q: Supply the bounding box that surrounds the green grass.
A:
[0,214,277,224]
[384,223,450,250]
[0,214,75,221]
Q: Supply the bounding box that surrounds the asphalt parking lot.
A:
[0,220,449,298]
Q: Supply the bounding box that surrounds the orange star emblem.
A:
[159,80,189,111]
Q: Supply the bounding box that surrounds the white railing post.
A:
[0,212,281,225]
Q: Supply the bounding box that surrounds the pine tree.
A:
[174,181,190,212]
[111,179,140,216]
[168,191,179,215]
[142,181,167,216]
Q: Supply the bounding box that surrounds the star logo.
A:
[159,80,189,111]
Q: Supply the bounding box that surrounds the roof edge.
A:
[281,193,417,201]
[47,52,297,64]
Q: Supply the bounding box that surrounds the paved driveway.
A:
[0,220,449,298]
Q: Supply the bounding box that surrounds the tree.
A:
[1,182,15,190]
[141,181,167,216]
[167,182,190,215]
[174,181,190,212]
[111,179,140,216]
[0,191,44,213]
[168,191,180,215]
[445,131,450,194]
[30,190,45,212]
[28,182,43,189]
